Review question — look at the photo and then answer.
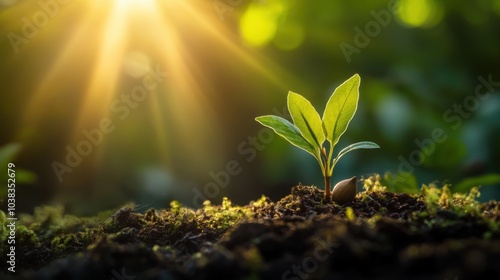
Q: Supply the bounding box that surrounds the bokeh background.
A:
[1,0,499,215]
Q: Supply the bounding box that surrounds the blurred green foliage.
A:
[0,144,36,201]
[0,0,499,212]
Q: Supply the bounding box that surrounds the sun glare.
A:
[2,0,291,175]
[116,0,158,9]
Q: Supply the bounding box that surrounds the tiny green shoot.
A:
[255,74,379,201]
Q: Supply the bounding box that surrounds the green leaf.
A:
[322,74,360,147]
[0,143,21,165]
[454,173,500,194]
[287,91,325,149]
[255,115,318,160]
[0,144,37,199]
[332,141,379,167]
[16,169,37,184]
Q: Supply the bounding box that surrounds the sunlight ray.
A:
[6,0,301,176]
[72,1,129,139]
[172,0,293,89]
[21,9,104,127]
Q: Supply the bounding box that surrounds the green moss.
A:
[0,210,7,242]
[170,200,181,212]
[197,197,253,231]
[19,205,64,231]
[251,195,271,208]
[345,207,355,221]
[16,225,40,247]
[144,208,160,223]
[3,173,498,275]
[362,174,387,193]
[420,183,482,216]
[163,202,197,233]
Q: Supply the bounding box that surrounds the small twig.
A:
[364,194,382,208]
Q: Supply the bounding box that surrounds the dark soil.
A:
[1,175,500,279]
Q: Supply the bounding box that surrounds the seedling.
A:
[255,74,379,202]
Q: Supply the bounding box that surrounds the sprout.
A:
[256,74,379,202]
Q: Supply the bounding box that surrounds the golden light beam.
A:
[73,0,129,138]
[10,0,300,177]
[171,0,294,90]
[21,4,106,127]
[146,1,226,166]
[148,87,170,164]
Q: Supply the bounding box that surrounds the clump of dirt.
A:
[1,175,500,279]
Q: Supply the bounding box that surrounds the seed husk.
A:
[331,176,357,205]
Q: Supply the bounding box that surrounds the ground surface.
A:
[1,175,500,279]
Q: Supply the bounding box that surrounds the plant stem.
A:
[324,174,331,201]
[321,147,331,201]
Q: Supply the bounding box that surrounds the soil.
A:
[1,175,500,280]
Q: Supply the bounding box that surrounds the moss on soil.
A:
[1,174,500,279]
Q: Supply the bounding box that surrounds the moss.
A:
[345,207,355,221]
[103,206,145,233]
[170,200,181,213]
[2,173,500,279]
[51,236,69,254]
[361,174,387,193]
[144,208,160,223]
[16,225,40,247]
[197,197,253,231]
[251,195,271,208]
[162,201,197,234]
[0,210,7,242]
[420,183,482,217]
[18,205,64,232]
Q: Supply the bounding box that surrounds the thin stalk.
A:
[328,142,335,175]
[324,174,331,201]
[321,147,331,200]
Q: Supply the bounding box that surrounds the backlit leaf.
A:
[454,173,500,194]
[323,74,360,147]
[287,91,325,148]
[332,141,380,167]
[255,115,318,160]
